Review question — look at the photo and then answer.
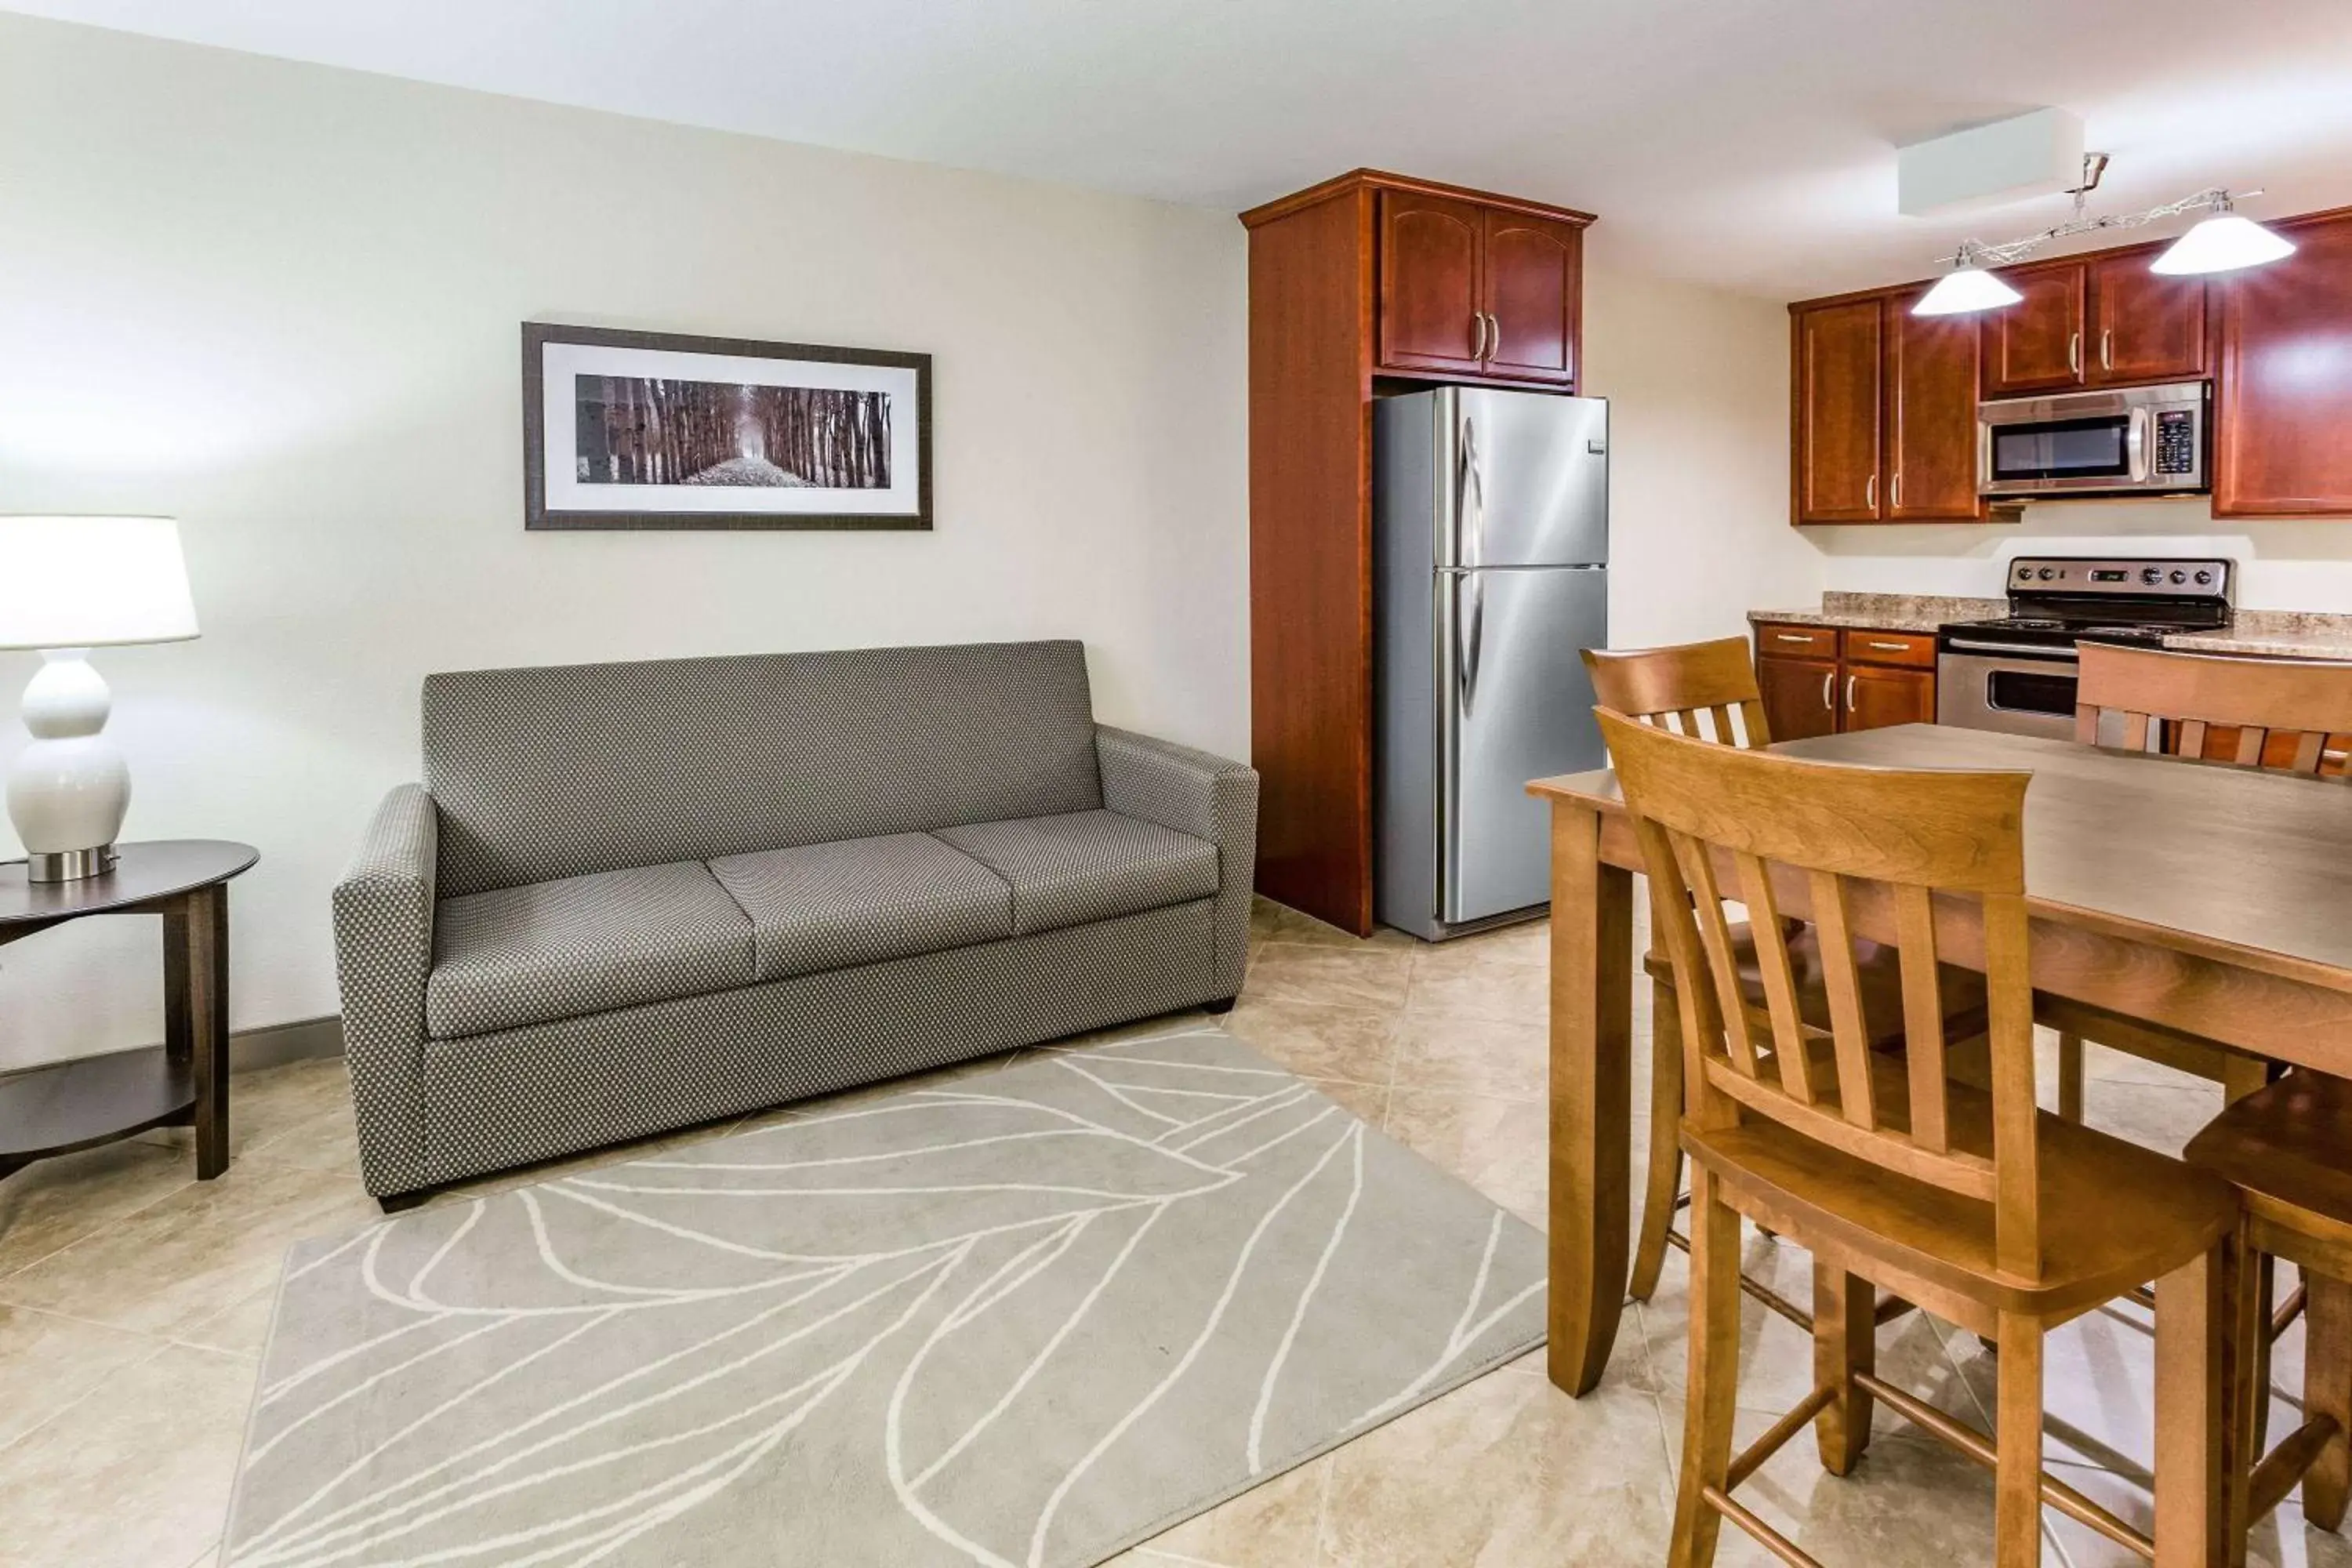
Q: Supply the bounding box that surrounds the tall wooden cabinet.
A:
[1243,169,1594,935]
[2215,205,2352,517]
[1790,289,1985,524]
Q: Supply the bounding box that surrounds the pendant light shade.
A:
[2151,212,2296,275]
[1912,263,2024,317]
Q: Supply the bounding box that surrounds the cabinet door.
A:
[1842,665,1936,731]
[1982,263,2087,395]
[1792,299,1884,522]
[1480,209,1581,385]
[1377,191,1485,376]
[1885,292,1984,520]
[1757,656,1840,741]
[2090,252,2207,384]
[2215,210,2352,517]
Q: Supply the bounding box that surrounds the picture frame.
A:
[522,322,933,531]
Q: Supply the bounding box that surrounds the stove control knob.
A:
[2194,569,2214,586]
[2142,567,2165,585]
[2038,567,2056,580]
[2170,569,2188,585]
[2016,564,2033,580]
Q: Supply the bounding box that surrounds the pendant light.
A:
[2151,198,2296,275]
[1913,245,2024,316]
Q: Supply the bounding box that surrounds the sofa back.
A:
[423,641,1102,898]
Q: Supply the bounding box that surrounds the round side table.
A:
[0,840,260,1183]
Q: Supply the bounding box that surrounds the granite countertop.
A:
[1751,595,2352,659]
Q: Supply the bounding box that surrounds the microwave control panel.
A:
[2154,410,2198,477]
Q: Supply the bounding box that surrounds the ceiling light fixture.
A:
[1910,154,2295,316]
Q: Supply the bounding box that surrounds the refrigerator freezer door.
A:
[1445,390,1609,569]
[1440,564,1608,924]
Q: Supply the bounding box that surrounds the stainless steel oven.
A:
[1978,380,2209,499]
[1936,641,2082,739]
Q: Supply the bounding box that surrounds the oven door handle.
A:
[1943,638,2082,660]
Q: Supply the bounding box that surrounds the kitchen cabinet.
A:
[1982,263,2089,395]
[1981,249,2208,397]
[1790,292,1983,524]
[1243,169,1595,935]
[2215,205,2352,517]
[1377,190,1585,386]
[1755,622,1937,739]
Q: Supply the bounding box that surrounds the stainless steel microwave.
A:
[1977,380,2209,498]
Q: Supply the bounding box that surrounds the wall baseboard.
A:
[231,1014,345,1073]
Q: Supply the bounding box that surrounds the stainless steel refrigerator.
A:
[1374,386,1609,940]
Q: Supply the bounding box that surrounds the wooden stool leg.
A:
[1632,978,1682,1303]
[1993,1312,2046,1568]
[2056,1032,2085,1123]
[1668,1165,1742,1568]
[1813,1262,1875,1475]
[2154,1243,2230,1568]
[2225,1229,2263,1568]
[2304,1272,2352,1532]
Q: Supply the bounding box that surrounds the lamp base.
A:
[27,844,118,883]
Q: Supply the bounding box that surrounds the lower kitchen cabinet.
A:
[1757,653,1839,739]
[1844,662,1936,730]
[1755,622,1937,739]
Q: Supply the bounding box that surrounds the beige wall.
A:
[0,15,1248,1066]
[1580,260,1822,644]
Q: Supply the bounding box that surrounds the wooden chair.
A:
[1584,638,1987,1316]
[1598,710,2239,1568]
[2185,1072,2352,1544]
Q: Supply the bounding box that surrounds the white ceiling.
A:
[12,0,2352,299]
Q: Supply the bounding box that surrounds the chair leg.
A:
[2153,1242,2230,1568]
[1992,1312,2046,1568]
[1668,1165,1742,1568]
[1632,978,1683,1303]
[2305,1272,2352,1532]
[1813,1262,1875,1475]
[2253,1254,2278,1455]
[2056,1032,2085,1123]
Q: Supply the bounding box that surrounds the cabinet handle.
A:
[1486,313,1501,362]
[2069,332,2082,376]
[1775,632,1818,644]
[1845,674,1857,712]
[1891,472,1902,510]
[2101,329,2113,372]
[1470,313,1487,360]
[1864,473,1876,511]
[1821,671,1835,712]
[1866,640,1909,652]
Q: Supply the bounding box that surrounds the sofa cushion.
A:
[428,861,756,1038]
[708,833,1014,982]
[931,810,1218,936]
[422,642,1102,898]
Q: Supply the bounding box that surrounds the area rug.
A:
[223,1024,1546,1566]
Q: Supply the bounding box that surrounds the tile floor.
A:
[0,896,2340,1566]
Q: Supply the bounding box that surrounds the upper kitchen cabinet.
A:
[1374,180,1591,387]
[1981,250,2207,396]
[1885,290,1986,520]
[1791,297,1883,522]
[2215,204,2352,517]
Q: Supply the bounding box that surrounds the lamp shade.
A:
[1912,264,2024,317]
[2151,212,2296,276]
[0,517,199,650]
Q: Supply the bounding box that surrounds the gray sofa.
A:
[332,641,1257,1204]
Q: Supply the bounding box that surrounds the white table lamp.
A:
[0,517,200,881]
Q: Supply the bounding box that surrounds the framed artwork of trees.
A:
[523,324,932,530]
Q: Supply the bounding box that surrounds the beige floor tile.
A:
[1388,1013,1547,1102]
[140,1057,357,1167]
[1220,996,1396,1086]
[1402,961,1548,1029]
[1405,927,1546,986]
[0,1305,160,1450]
[0,1160,375,1337]
[2041,1456,2352,1567]
[176,1282,281,1359]
[1315,1369,1675,1566]
[0,1139,194,1282]
[1250,898,1418,952]
[1247,944,1417,1012]
[1381,1089,1547,1232]
[0,1341,256,1568]
[1133,1450,1333,1566]
[1308,1076,1391,1130]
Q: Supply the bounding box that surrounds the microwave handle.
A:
[2127,405,2150,484]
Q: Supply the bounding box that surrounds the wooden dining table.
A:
[1528,722,2352,1399]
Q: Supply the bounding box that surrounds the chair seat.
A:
[2184,1069,2352,1246]
[709,833,1015,982]
[1645,924,1987,1048]
[429,861,756,1037]
[933,809,1218,935]
[1686,1054,2238,1320]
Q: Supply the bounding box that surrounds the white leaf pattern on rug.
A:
[225,1025,1545,1566]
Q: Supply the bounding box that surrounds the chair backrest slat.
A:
[1584,637,1770,750]
[2077,642,2352,779]
[1597,708,2041,1278]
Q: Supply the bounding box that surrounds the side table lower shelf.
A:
[0,1046,200,1181]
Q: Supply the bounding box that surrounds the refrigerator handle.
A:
[1457,571,1485,720]
[1456,412,1486,568]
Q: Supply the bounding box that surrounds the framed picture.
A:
[523,323,932,531]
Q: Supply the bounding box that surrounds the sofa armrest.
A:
[332,783,439,1196]
[1096,725,1258,1000]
